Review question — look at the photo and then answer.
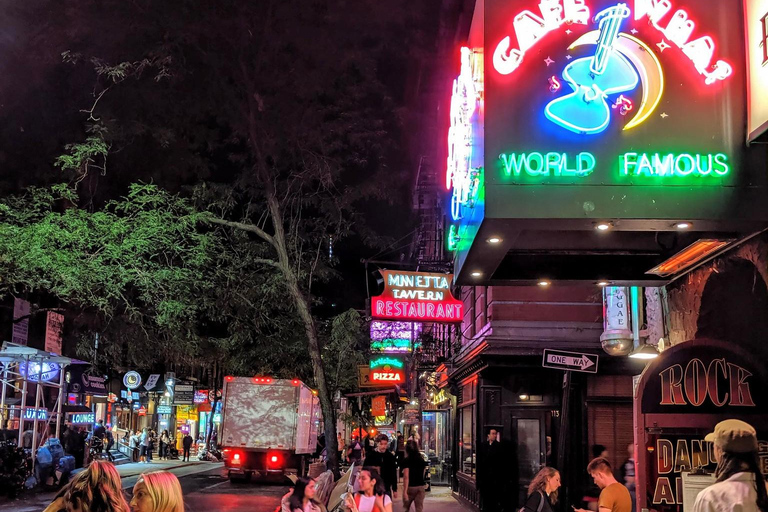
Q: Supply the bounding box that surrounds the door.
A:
[511,411,547,506]
[422,410,451,484]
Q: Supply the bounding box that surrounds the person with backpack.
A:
[402,440,428,512]
[522,467,561,512]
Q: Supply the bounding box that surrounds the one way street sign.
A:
[542,349,599,373]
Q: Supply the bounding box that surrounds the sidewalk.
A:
[392,486,472,512]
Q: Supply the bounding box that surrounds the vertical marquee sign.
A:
[634,338,768,512]
[477,0,768,225]
[371,271,463,323]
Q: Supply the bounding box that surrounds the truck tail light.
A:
[291,379,300,386]
[225,376,234,382]
[252,376,273,384]
[267,452,282,468]
[232,452,242,465]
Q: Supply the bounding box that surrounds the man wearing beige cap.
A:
[693,419,768,512]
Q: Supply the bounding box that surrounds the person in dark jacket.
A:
[182,433,193,461]
[522,467,561,512]
[364,434,398,498]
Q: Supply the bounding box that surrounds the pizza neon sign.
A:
[370,270,463,323]
[370,356,406,384]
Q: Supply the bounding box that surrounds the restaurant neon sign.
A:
[371,271,462,323]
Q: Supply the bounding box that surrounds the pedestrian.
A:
[147,430,155,463]
[692,419,768,512]
[140,428,150,463]
[364,434,398,498]
[402,440,428,512]
[582,444,609,511]
[575,457,631,512]
[344,467,393,512]
[130,430,141,463]
[477,428,505,512]
[618,444,635,512]
[281,476,326,512]
[347,436,363,465]
[42,460,130,512]
[337,433,345,463]
[160,430,171,460]
[395,432,405,477]
[129,470,185,512]
[182,432,193,462]
[522,467,561,512]
[94,419,107,441]
[105,427,115,462]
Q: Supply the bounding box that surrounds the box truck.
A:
[219,376,320,481]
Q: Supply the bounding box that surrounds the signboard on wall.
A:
[45,311,64,355]
[371,271,462,322]
[371,396,387,417]
[370,321,423,353]
[68,412,96,424]
[744,0,768,141]
[480,0,766,222]
[12,298,30,346]
[173,384,194,405]
[634,338,768,512]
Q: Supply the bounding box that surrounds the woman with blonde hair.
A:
[521,466,561,512]
[43,460,130,512]
[130,471,185,512]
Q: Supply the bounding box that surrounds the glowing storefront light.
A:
[500,152,596,177]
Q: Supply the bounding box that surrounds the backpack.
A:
[36,446,53,467]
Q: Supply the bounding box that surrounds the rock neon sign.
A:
[370,271,463,323]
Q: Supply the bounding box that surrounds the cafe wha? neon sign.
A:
[371,270,463,323]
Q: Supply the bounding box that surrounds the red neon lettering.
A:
[728,363,756,406]
[706,358,728,407]
[659,364,686,405]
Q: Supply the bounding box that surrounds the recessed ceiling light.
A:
[538,280,550,287]
[595,222,612,231]
[487,237,502,244]
[674,222,691,229]
[597,281,610,287]
[471,271,482,277]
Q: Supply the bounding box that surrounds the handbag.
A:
[520,490,545,512]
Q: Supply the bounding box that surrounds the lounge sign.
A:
[370,271,462,323]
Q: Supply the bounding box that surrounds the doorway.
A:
[510,410,548,505]
[422,410,452,485]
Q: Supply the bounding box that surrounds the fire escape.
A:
[411,156,455,371]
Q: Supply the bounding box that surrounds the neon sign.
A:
[370,339,415,353]
[19,362,60,382]
[493,0,591,75]
[23,408,49,421]
[499,151,729,179]
[370,356,405,384]
[370,270,462,323]
[370,356,405,370]
[501,152,596,177]
[68,412,96,424]
[633,0,732,84]
[447,47,482,221]
[620,152,729,177]
[370,321,421,353]
[447,224,460,251]
[545,5,639,134]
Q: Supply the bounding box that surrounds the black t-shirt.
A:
[403,454,427,487]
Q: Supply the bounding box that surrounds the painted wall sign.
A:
[123,371,142,390]
[68,412,96,424]
[371,271,463,323]
[745,0,768,141]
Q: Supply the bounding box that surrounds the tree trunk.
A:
[267,194,340,477]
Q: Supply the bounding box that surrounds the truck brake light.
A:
[252,376,273,384]
[232,452,242,465]
[267,452,282,467]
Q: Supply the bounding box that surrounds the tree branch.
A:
[205,216,277,249]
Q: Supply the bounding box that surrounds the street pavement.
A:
[0,461,470,512]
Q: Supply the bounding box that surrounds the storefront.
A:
[422,385,454,486]
[634,338,768,512]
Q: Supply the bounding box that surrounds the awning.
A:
[344,389,397,397]
[63,404,93,414]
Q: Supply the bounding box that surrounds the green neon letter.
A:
[578,152,596,176]
[500,153,527,176]
[675,154,695,176]
[713,153,729,176]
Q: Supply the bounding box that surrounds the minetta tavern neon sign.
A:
[371,270,463,323]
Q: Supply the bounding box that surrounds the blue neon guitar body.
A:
[545,53,638,134]
[545,3,639,135]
